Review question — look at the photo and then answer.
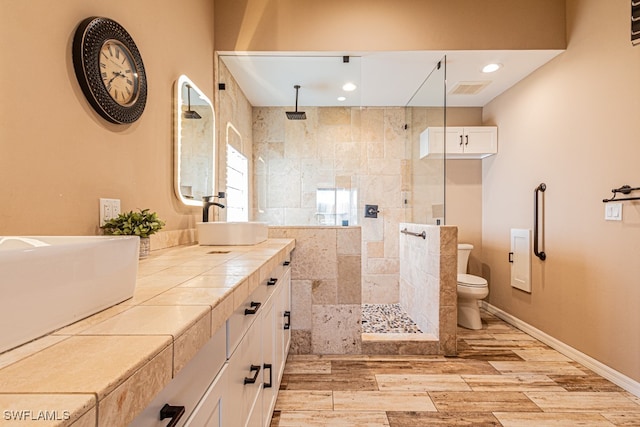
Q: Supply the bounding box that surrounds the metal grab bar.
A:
[401,228,426,239]
[534,183,547,261]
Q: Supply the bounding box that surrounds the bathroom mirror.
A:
[174,75,216,207]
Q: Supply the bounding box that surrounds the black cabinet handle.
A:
[264,363,273,388]
[465,134,469,146]
[244,364,261,385]
[160,404,185,427]
[459,135,463,146]
[267,277,278,286]
[284,311,291,330]
[244,301,261,315]
[283,261,290,266]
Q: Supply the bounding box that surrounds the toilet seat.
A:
[457,273,487,288]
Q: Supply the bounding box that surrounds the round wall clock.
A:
[72,17,147,124]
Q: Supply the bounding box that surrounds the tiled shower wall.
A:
[399,223,458,356]
[254,107,447,305]
[268,226,362,354]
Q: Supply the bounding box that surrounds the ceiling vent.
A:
[449,81,491,95]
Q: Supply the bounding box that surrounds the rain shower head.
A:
[286,111,306,120]
[184,110,202,119]
[184,84,202,119]
[286,85,306,120]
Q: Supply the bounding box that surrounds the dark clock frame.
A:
[72,17,147,124]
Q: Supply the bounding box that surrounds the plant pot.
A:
[139,237,150,259]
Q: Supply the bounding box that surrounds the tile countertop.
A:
[0,238,295,427]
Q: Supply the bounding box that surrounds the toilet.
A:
[457,243,489,330]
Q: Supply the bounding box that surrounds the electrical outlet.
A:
[605,202,622,221]
[100,198,121,226]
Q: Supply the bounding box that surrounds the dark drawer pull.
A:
[244,301,261,315]
[284,311,291,330]
[244,364,261,385]
[267,277,278,286]
[283,261,290,266]
[159,404,185,427]
[264,363,273,388]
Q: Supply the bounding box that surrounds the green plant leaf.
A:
[100,208,165,237]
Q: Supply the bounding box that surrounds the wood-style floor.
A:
[270,310,640,426]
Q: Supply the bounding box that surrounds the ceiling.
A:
[219,50,564,108]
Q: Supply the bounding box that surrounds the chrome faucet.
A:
[202,194,225,222]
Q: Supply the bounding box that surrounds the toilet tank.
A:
[457,243,474,274]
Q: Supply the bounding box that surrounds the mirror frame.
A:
[173,74,216,207]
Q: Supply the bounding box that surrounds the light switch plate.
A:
[605,202,622,221]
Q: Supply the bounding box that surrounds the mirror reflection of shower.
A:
[173,75,215,207]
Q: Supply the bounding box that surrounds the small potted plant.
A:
[101,209,165,259]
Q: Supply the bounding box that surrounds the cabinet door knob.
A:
[283,261,290,266]
[244,364,261,385]
[159,404,185,427]
[267,277,278,286]
[465,135,469,146]
[244,301,261,315]
[459,135,464,146]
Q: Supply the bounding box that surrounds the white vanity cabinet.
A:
[129,257,292,427]
[262,266,292,425]
[420,126,497,159]
[128,325,227,427]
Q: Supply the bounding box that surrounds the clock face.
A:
[99,40,139,106]
[72,17,147,124]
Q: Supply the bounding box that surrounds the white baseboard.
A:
[481,301,640,398]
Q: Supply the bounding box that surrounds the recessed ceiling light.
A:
[482,63,502,73]
[342,82,357,92]
[337,96,346,102]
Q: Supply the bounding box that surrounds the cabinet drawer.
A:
[226,315,263,427]
[227,279,267,358]
[129,325,227,427]
[184,364,228,427]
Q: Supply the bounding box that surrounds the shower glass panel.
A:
[218,54,363,226]
[406,56,446,225]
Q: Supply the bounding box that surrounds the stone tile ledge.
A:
[0,238,295,427]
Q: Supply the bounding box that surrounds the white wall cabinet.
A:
[130,258,291,427]
[420,126,497,159]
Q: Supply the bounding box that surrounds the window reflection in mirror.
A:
[174,75,215,207]
[225,123,249,221]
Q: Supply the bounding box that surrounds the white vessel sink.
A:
[0,236,139,353]
[196,222,268,246]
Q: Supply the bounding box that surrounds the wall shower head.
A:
[286,84,306,120]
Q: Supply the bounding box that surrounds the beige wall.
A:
[0,0,214,236]
[214,0,566,51]
[482,0,640,382]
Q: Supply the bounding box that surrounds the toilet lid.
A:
[457,273,488,287]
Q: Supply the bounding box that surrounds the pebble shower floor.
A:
[361,303,422,334]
